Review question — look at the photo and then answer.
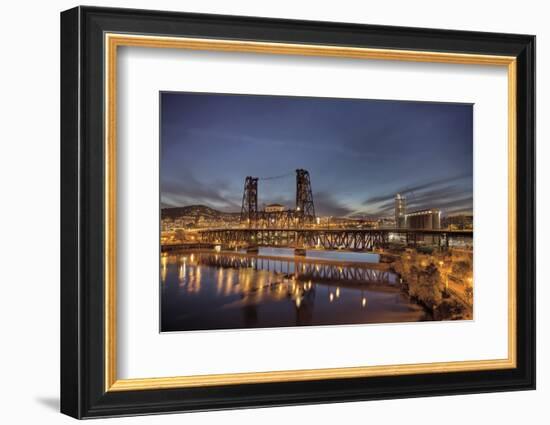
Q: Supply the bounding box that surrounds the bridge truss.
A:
[196,228,473,251]
[198,228,389,251]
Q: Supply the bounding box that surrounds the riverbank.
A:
[389,248,473,320]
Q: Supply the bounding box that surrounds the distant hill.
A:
[161,205,239,220]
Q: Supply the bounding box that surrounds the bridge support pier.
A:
[294,248,307,256]
[246,245,259,254]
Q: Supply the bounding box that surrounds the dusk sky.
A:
[160,92,473,218]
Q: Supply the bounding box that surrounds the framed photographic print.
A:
[60,6,535,419]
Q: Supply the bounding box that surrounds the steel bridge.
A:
[196,228,473,251]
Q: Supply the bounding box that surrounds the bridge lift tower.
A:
[239,169,316,227]
[295,169,316,224]
[240,176,258,225]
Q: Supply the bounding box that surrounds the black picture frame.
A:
[61,5,535,419]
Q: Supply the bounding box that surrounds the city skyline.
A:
[160,92,473,217]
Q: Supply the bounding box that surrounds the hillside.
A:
[161,205,239,220]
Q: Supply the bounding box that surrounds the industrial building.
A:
[442,214,473,230]
[394,193,441,230]
[404,209,441,230]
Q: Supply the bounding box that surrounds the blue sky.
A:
[160,92,473,217]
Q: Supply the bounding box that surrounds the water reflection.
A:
[161,249,428,332]
[251,247,380,263]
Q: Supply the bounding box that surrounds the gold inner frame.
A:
[104,33,517,392]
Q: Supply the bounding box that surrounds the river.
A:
[161,248,429,332]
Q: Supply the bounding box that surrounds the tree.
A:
[408,263,443,309]
[452,260,471,276]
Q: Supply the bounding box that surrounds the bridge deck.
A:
[193,227,472,251]
[196,227,473,236]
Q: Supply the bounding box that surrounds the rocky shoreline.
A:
[388,247,473,320]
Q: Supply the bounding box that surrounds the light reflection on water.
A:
[243,247,380,263]
[161,249,428,332]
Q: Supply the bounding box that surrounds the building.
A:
[264,203,286,213]
[442,214,473,230]
[404,209,441,230]
[393,192,441,230]
[394,194,407,228]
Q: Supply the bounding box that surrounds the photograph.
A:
[159,92,474,332]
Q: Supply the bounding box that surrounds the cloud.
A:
[444,205,475,215]
[363,173,471,205]
[161,172,241,211]
[354,201,396,217]
[313,191,355,217]
[180,127,291,149]
[429,196,473,212]
[160,170,473,218]
[405,185,471,209]
[357,175,473,217]
[257,195,294,209]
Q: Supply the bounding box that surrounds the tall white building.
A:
[394,194,407,228]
